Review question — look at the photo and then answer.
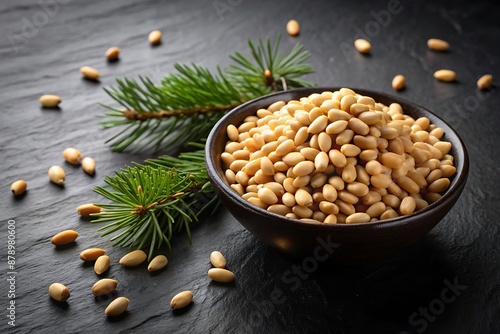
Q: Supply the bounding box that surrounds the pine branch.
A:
[100,35,315,153]
[91,146,218,259]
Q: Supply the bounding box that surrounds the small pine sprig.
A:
[91,145,217,259]
[99,34,315,153]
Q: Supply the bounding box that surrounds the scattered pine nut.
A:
[51,230,78,246]
[76,203,101,216]
[39,95,61,108]
[92,278,118,296]
[427,38,449,52]
[81,157,96,175]
[477,74,493,90]
[94,255,111,275]
[105,297,129,316]
[105,46,120,61]
[63,147,82,165]
[148,30,162,45]
[80,248,106,261]
[354,39,371,54]
[80,66,100,81]
[208,268,235,283]
[119,250,147,267]
[392,75,406,91]
[49,283,70,302]
[209,251,227,268]
[434,70,456,82]
[48,165,65,185]
[11,180,27,196]
[147,255,168,272]
[286,20,300,36]
[170,290,193,309]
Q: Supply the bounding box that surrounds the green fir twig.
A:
[100,34,315,153]
[91,146,218,259]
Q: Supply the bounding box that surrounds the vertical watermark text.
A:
[6,220,17,327]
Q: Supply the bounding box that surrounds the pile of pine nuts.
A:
[221,88,457,224]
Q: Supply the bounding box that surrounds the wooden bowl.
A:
[205,87,469,265]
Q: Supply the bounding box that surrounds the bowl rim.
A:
[205,87,469,230]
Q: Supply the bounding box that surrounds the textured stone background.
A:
[1,0,499,333]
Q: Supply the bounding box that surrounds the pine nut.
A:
[382,194,401,209]
[49,283,70,302]
[48,165,65,186]
[314,152,329,172]
[427,38,449,52]
[335,199,355,215]
[427,178,451,193]
[51,230,78,246]
[39,94,61,108]
[119,250,147,267]
[95,255,111,275]
[148,30,162,45]
[434,70,456,82]
[105,47,120,61]
[366,202,386,218]
[209,251,226,269]
[92,278,118,296]
[349,103,369,117]
[258,187,279,205]
[362,191,381,205]
[346,212,370,224]
[170,291,193,309]
[355,165,370,185]
[340,95,358,112]
[346,182,369,197]
[268,204,292,215]
[11,180,27,196]
[292,161,315,176]
[295,189,313,207]
[354,39,371,54]
[371,174,392,189]
[381,209,399,220]
[324,214,338,224]
[286,19,300,36]
[292,205,313,218]
[81,157,96,175]
[365,160,382,176]
[80,248,106,261]
[337,190,359,204]
[342,164,357,183]
[392,75,406,91]
[308,115,328,134]
[105,297,129,317]
[80,66,100,81]
[208,268,235,283]
[477,74,493,90]
[76,203,101,217]
[400,196,416,215]
[360,149,378,161]
[319,201,339,215]
[328,175,345,191]
[328,109,351,122]
[322,184,338,202]
[397,175,420,194]
[353,135,377,149]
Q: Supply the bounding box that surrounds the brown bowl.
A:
[205,87,469,265]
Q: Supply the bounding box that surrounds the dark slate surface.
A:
[1,0,499,333]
